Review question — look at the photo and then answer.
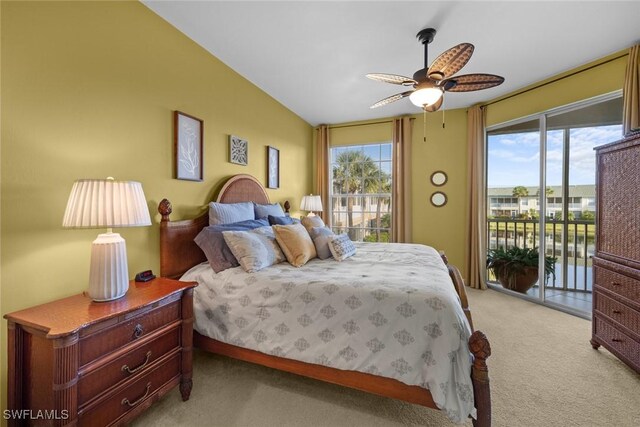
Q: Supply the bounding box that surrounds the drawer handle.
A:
[612,338,624,343]
[133,324,144,339]
[121,351,152,375]
[612,310,622,315]
[121,382,151,408]
[612,282,621,286]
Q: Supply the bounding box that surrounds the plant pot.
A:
[497,266,539,293]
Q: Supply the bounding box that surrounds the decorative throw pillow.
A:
[254,202,285,220]
[301,215,325,232]
[329,234,356,261]
[309,226,335,260]
[222,226,285,273]
[208,201,255,225]
[268,215,294,225]
[272,223,317,267]
[194,218,269,272]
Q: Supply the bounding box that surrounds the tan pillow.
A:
[301,215,325,232]
[272,223,317,267]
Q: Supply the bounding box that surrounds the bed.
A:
[158,174,491,426]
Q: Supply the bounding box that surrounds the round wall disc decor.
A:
[430,191,447,207]
[430,171,447,186]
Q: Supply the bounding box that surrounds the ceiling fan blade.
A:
[370,91,414,109]
[424,96,443,112]
[427,43,474,81]
[442,73,505,92]
[366,73,417,86]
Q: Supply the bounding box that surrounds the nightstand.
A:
[5,277,197,426]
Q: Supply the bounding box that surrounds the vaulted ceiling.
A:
[143,1,640,126]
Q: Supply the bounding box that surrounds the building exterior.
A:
[487,185,595,219]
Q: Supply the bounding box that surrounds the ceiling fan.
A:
[367,28,504,112]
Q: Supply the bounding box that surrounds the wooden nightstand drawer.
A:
[78,324,181,406]
[78,351,181,426]
[79,298,181,366]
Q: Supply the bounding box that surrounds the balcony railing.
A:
[487,218,594,292]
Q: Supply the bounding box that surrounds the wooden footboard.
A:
[442,254,474,330]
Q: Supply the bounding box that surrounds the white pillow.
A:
[209,201,254,225]
[329,234,356,261]
[222,226,285,272]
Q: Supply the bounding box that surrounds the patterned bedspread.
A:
[182,242,475,423]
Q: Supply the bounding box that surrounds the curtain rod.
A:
[483,52,628,108]
[324,117,416,130]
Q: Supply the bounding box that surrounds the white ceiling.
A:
[142,1,640,126]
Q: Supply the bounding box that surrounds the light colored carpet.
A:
[133,288,640,427]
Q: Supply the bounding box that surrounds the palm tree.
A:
[371,171,391,241]
[512,186,529,217]
[332,150,385,240]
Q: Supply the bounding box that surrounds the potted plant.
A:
[486,246,556,293]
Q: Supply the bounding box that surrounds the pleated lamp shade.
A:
[63,179,151,228]
[300,195,323,216]
[63,178,151,302]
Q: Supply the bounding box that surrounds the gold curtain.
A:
[623,45,640,136]
[466,105,487,289]
[391,117,412,243]
[315,125,330,222]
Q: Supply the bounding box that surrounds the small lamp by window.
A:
[62,177,151,302]
[300,194,323,217]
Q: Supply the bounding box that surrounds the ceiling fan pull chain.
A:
[442,107,446,129]
[423,108,427,143]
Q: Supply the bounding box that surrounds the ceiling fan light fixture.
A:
[409,86,443,108]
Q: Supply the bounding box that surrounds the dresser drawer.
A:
[79,299,181,366]
[594,292,640,340]
[594,265,640,306]
[78,352,181,426]
[78,325,181,406]
[594,317,640,367]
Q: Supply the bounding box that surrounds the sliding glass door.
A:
[486,93,623,316]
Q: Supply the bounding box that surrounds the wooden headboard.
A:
[158,174,286,279]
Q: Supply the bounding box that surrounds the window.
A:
[486,93,622,315]
[330,143,392,242]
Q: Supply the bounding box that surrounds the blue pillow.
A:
[268,215,294,225]
[254,202,285,219]
[208,201,255,225]
[195,218,269,272]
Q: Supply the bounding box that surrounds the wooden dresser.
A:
[591,131,640,373]
[5,278,197,426]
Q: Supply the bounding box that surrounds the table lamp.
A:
[62,177,151,301]
[300,194,323,217]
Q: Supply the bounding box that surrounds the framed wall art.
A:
[229,135,248,165]
[174,111,203,181]
[267,146,279,189]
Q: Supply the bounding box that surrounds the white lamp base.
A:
[88,232,129,302]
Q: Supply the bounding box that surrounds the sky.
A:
[487,125,622,188]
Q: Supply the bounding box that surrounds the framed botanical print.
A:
[174,111,203,181]
[229,135,248,165]
[267,146,279,189]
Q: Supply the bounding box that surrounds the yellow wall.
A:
[410,109,468,276]
[0,0,312,411]
[486,53,627,126]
